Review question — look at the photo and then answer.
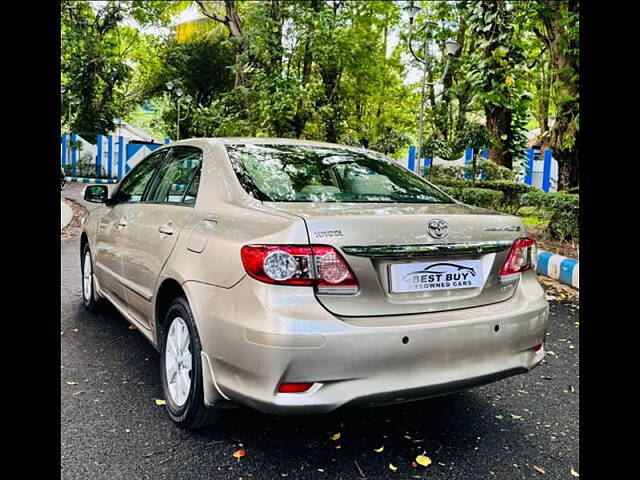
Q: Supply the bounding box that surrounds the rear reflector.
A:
[277,382,313,393]
[533,343,543,352]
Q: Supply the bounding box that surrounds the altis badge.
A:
[484,225,521,232]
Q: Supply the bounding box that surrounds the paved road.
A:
[61,199,72,230]
[61,183,579,480]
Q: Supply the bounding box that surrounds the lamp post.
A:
[166,82,193,140]
[403,0,460,174]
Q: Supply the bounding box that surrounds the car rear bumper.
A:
[185,270,549,415]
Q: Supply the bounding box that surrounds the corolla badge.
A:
[427,219,449,239]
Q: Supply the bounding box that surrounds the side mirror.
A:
[84,185,109,203]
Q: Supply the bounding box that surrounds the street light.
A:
[445,39,461,56]
[402,2,420,23]
[404,0,461,174]
[166,83,193,140]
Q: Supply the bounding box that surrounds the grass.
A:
[521,216,550,229]
[518,206,550,229]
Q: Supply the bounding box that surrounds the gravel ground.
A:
[61,182,579,480]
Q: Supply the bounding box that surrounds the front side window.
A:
[226,144,453,204]
[146,147,202,204]
[115,149,168,203]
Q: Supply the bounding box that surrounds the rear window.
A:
[226,144,453,204]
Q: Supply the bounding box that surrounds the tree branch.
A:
[195,0,228,25]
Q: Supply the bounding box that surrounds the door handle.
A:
[158,222,174,235]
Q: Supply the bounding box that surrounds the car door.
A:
[93,149,169,306]
[120,146,203,329]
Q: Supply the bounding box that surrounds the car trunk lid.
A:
[264,202,524,317]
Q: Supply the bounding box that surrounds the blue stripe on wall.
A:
[524,148,534,185]
[424,157,432,175]
[464,147,473,179]
[542,149,553,192]
[481,148,488,180]
[536,251,553,276]
[408,145,416,172]
[96,134,103,178]
[71,133,77,166]
[61,134,67,166]
[117,136,124,179]
[107,135,113,177]
[559,258,578,285]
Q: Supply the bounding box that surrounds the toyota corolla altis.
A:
[80,138,549,428]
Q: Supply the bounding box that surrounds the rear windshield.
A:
[226,144,453,204]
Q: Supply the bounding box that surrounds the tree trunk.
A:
[481,0,513,170]
[555,140,579,191]
[535,0,579,189]
[195,1,247,87]
[485,105,513,168]
[224,0,246,87]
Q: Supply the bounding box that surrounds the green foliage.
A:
[429,161,516,182]
[520,215,550,229]
[435,178,534,214]
[61,0,167,141]
[483,161,516,181]
[522,190,579,240]
[59,0,578,185]
[463,1,531,167]
[439,186,504,210]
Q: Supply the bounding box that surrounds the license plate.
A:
[389,260,484,293]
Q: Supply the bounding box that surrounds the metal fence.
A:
[404,146,558,193]
[60,134,171,180]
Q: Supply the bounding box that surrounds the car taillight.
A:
[500,237,536,278]
[277,382,314,393]
[240,245,359,295]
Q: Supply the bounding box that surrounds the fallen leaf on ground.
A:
[533,465,546,474]
[495,415,504,419]
[233,449,246,459]
[335,445,341,449]
[330,433,341,441]
[154,399,166,406]
[317,469,324,472]
[570,467,579,477]
[411,461,417,468]
[66,381,78,385]
[415,455,432,467]
[374,446,384,453]
[388,464,398,472]
[128,325,137,330]
[511,414,523,420]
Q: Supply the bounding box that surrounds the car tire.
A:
[160,296,219,429]
[81,244,104,312]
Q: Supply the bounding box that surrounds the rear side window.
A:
[115,149,167,203]
[146,147,202,204]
